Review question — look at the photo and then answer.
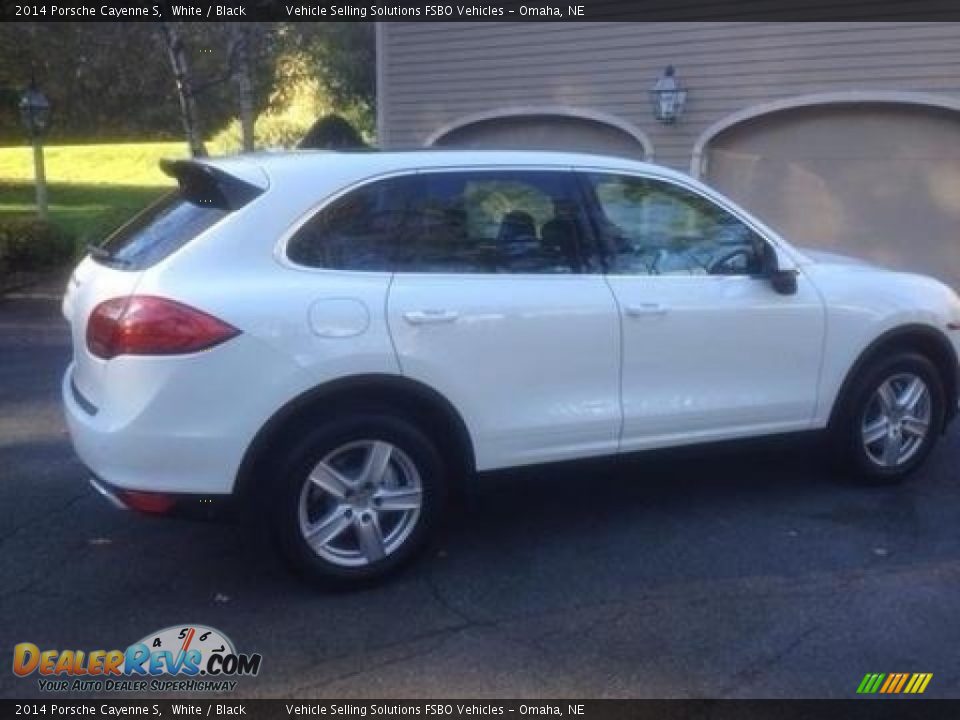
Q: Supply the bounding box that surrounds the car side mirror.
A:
[762,242,798,295]
[771,268,798,295]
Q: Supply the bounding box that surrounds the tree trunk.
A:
[159,21,207,157]
[230,24,256,153]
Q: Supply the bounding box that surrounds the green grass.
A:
[0,142,185,249]
[0,182,169,247]
[0,142,188,186]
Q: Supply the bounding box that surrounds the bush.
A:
[299,115,367,150]
[0,217,75,276]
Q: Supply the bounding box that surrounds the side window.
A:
[286,175,416,271]
[397,171,590,274]
[583,173,767,276]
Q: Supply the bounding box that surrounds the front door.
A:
[578,170,825,452]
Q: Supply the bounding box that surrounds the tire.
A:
[270,411,447,587]
[831,351,945,484]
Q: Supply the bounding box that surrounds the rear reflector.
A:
[87,295,239,359]
[117,490,176,515]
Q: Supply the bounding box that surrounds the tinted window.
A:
[95,192,227,270]
[398,171,589,274]
[583,173,767,276]
[287,175,416,271]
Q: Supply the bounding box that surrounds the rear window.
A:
[92,192,228,271]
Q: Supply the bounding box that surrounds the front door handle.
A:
[403,310,460,325]
[625,303,668,318]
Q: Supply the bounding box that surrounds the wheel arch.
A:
[234,374,477,505]
[828,323,959,430]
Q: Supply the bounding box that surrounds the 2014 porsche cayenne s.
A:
[62,150,960,584]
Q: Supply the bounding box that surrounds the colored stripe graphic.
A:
[857,673,932,694]
[894,673,910,693]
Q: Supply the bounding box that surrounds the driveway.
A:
[2,284,960,699]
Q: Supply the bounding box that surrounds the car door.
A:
[387,168,621,471]
[577,170,825,452]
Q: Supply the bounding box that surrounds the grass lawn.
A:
[0,142,186,249]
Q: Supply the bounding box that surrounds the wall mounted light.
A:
[650,66,687,124]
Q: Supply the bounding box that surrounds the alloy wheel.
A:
[860,373,932,468]
[298,440,423,567]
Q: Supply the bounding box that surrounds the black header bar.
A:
[3,0,960,22]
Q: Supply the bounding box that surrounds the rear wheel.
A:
[271,412,446,586]
[833,352,945,484]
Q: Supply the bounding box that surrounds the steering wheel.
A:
[708,247,753,275]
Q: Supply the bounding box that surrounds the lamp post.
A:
[649,66,687,124]
[19,81,51,220]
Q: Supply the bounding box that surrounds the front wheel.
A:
[271,412,447,586]
[832,352,945,484]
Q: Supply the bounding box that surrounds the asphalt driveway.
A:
[2,283,960,699]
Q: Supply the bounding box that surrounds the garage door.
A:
[706,104,960,287]
[433,114,647,160]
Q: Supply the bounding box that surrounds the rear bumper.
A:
[88,474,235,520]
[63,362,247,496]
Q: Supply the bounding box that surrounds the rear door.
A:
[387,168,622,471]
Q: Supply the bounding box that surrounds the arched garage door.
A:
[705,104,960,286]
[432,113,648,160]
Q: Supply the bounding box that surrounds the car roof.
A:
[191,149,695,189]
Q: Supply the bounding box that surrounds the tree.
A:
[228,24,256,153]
[276,23,376,138]
[158,21,207,157]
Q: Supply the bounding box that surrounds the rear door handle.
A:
[403,310,460,325]
[625,303,669,318]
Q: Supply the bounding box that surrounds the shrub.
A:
[0,216,75,276]
[299,115,367,150]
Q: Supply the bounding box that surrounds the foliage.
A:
[0,24,238,144]
[299,115,367,150]
[0,216,74,275]
[275,22,376,127]
[0,22,375,146]
[209,55,329,152]
[210,47,374,153]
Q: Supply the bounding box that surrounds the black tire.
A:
[270,411,447,587]
[831,351,945,485]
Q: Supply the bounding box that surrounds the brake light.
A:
[87,296,239,359]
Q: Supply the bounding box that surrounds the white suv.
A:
[63,151,960,584]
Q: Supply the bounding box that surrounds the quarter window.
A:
[583,173,767,276]
[286,175,416,271]
[397,171,589,274]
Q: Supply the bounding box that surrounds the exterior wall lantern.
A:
[19,80,51,220]
[649,66,687,124]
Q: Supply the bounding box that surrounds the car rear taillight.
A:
[87,295,239,360]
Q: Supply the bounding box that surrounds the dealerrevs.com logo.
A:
[13,624,262,693]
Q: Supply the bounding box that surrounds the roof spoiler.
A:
[159,159,264,211]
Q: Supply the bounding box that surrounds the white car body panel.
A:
[608,272,826,453]
[59,150,960,496]
[388,273,621,469]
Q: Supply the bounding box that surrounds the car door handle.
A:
[625,303,669,318]
[403,310,460,325]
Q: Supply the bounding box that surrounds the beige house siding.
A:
[378,22,960,171]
